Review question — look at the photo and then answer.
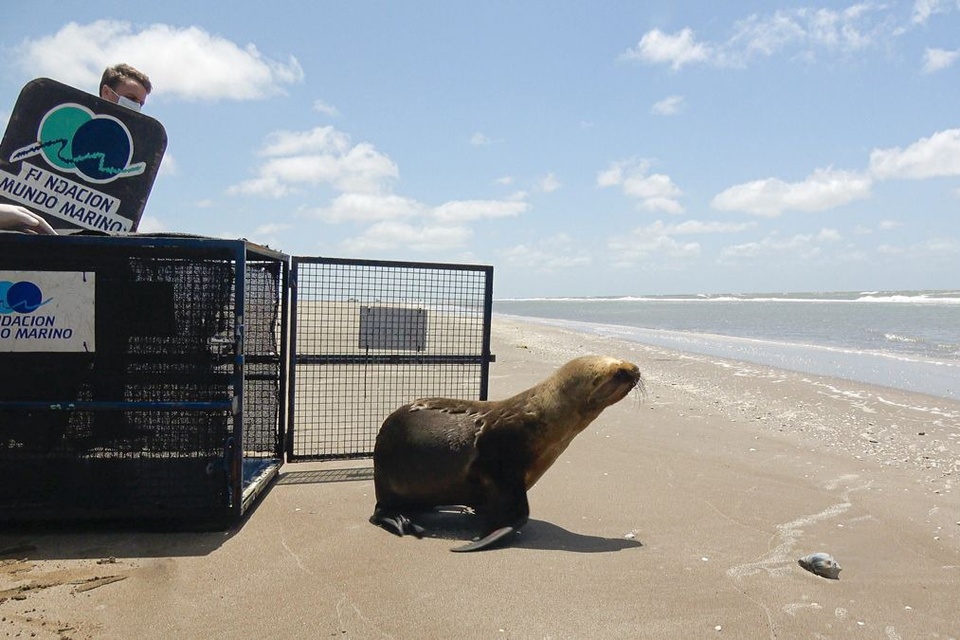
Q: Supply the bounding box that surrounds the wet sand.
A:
[2,317,959,639]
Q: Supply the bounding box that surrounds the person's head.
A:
[100,63,152,111]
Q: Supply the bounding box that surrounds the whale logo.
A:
[10,103,145,184]
[0,280,51,314]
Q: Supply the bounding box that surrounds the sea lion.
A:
[370,355,642,551]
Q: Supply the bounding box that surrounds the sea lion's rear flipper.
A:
[450,526,517,552]
[369,507,426,538]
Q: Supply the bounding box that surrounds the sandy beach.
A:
[2,316,959,639]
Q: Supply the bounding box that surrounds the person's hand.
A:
[0,204,57,234]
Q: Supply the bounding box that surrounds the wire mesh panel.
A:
[289,257,494,460]
[0,234,287,525]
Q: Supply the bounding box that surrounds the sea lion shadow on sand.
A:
[404,507,643,553]
[510,519,644,553]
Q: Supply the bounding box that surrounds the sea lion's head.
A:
[550,355,642,414]
[521,356,643,489]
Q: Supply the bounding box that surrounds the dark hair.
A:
[100,63,152,95]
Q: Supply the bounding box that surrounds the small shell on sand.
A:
[798,552,842,580]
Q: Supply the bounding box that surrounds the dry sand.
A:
[2,317,959,639]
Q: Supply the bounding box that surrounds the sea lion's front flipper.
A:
[450,526,517,552]
[369,507,426,538]
[449,470,528,552]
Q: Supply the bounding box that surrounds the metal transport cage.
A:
[0,233,288,527]
[287,257,495,461]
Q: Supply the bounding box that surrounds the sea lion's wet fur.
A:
[370,355,642,550]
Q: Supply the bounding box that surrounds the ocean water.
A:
[493,290,960,401]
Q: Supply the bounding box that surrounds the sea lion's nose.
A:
[616,363,641,384]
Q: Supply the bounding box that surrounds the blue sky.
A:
[2,1,958,297]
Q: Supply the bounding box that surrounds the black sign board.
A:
[0,77,167,233]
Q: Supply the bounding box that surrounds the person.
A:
[0,203,57,234]
[99,62,152,111]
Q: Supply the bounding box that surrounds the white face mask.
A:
[105,85,143,112]
[117,95,142,112]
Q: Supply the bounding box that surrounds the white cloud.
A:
[920,237,960,254]
[254,222,292,235]
[157,152,178,177]
[607,223,701,267]
[710,128,960,218]
[651,95,686,116]
[498,234,592,271]
[625,5,902,71]
[922,48,960,73]
[879,220,902,230]
[226,174,289,198]
[260,127,350,157]
[226,120,529,257]
[136,215,165,233]
[14,20,303,101]
[869,129,960,179]
[307,192,425,223]
[598,159,684,214]
[470,132,495,146]
[536,173,561,193]
[817,227,843,242]
[303,185,528,227]
[877,237,960,258]
[669,220,757,234]
[228,127,398,197]
[620,28,711,70]
[605,218,752,268]
[910,0,956,25]
[726,11,807,58]
[711,168,872,217]
[313,99,339,116]
[876,243,904,255]
[340,221,471,253]
[432,199,529,222]
[719,229,841,264]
